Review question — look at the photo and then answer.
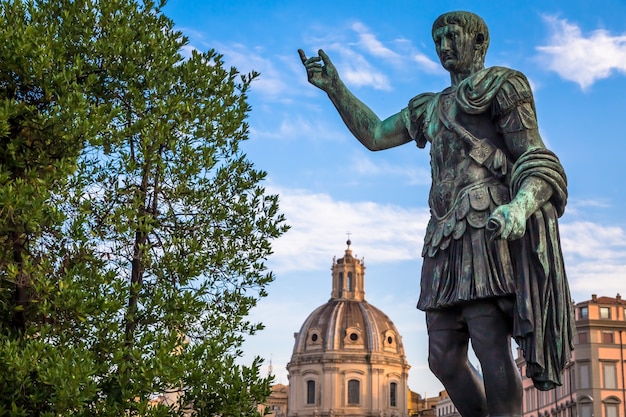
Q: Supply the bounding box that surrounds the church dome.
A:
[292,296,405,358]
[287,241,410,417]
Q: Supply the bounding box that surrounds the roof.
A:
[577,294,626,305]
[291,298,405,356]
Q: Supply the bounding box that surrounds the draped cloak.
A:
[403,66,575,391]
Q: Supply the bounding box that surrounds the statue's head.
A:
[431,11,490,73]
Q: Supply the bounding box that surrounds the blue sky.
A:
[163,0,626,395]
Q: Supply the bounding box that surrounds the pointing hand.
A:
[298,49,339,92]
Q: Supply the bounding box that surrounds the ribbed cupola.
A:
[330,239,365,301]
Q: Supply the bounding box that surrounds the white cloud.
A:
[413,52,443,74]
[569,198,612,209]
[300,24,393,90]
[536,16,626,90]
[350,154,431,186]
[329,44,392,90]
[567,262,626,301]
[564,198,613,216]
[561,221,626,259]
[250,114,349,143]
[412,53,442,74]
[250,115,315,140]
[210,43,290,98]
[559,221,626,300]
[391,37,442,76]
[267,187,429,273]
[351,22,401,61]
[351,23,441,76]
[180,44,198,60]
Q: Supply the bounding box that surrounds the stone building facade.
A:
[517,294,626,417]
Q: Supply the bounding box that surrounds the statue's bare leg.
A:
[428,326,488,417]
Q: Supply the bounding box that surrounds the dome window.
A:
[306,328,322,349]
[383,330,397,352]
[344,326,363,347]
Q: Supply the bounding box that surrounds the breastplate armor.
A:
[423,90,511,257]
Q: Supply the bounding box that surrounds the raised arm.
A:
[298,49,411,151]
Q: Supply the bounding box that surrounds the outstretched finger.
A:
[299,50,322,67]
[318,49,334,69]
[298,49,308,65]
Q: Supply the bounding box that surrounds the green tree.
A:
[0,0,287,415]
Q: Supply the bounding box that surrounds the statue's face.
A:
[433,24,475,74]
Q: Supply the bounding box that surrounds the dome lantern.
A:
[330,239,365,301]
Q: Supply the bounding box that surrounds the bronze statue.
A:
[299,11,573,417]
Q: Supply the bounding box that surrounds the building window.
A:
[390,382,397,407]
[604,331,615,344]
[580,306,588,319]
[606,404,619,417]
[525,388,534,411]
[347,272,353,292]
[601,307,611,319]
[347,379,360,405]
[578,332,588,344]
[603,362,618,389]
[338,273,343,297]
[306,380,315,405]
[580,404,592,417]
[579,363,590,389]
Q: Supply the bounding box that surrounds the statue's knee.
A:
[428,351,453,380]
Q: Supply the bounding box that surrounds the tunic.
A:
[403,66,574,391]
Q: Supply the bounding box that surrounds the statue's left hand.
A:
[488,202,527,240]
